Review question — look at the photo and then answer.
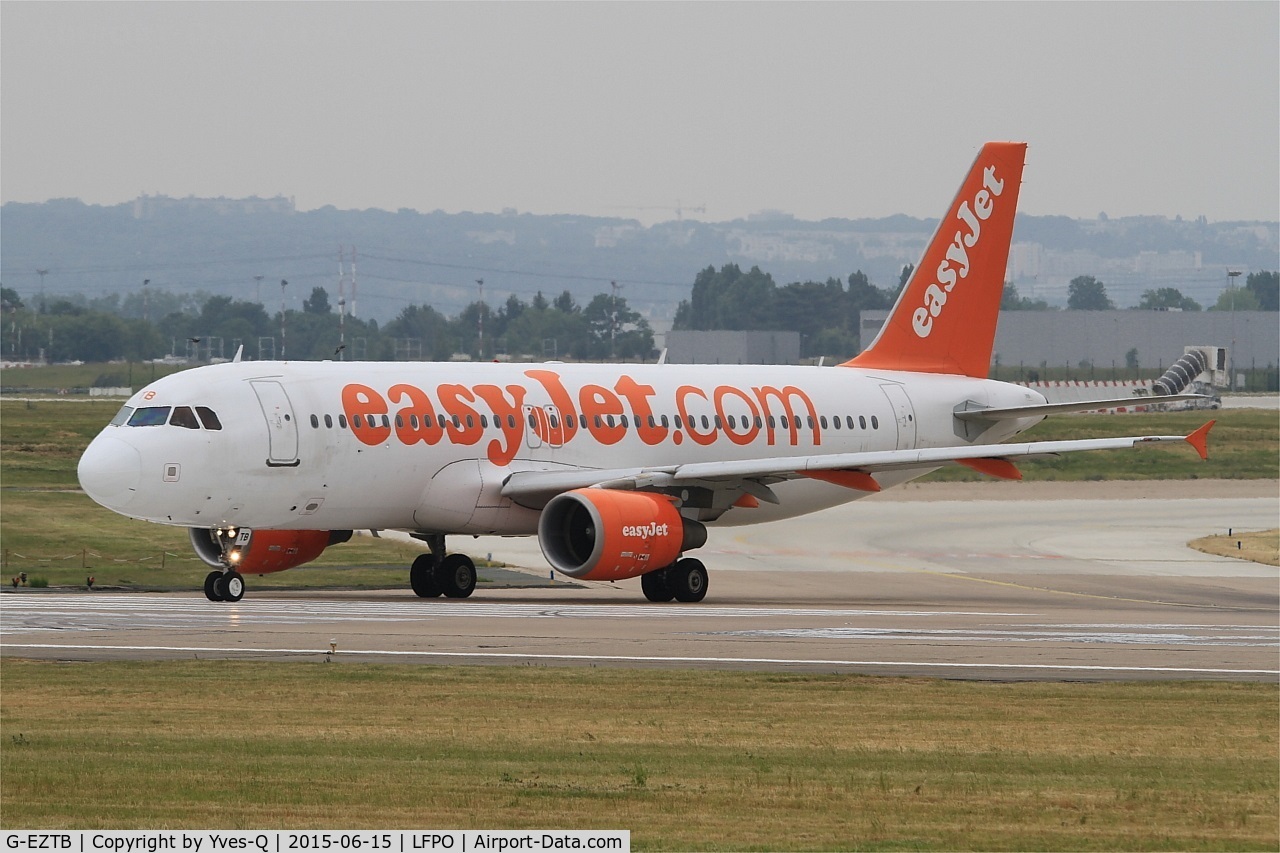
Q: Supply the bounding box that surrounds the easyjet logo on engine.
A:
[340,370,822,466]
[622,522,669,539]
[911,163,1006,338]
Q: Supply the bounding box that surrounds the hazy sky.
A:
[3,1,1277,223]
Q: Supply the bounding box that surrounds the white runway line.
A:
[3,642,1277,677]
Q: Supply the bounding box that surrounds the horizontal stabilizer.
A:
[954,394,1213,422]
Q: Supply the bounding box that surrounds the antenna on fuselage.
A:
[232,344,244,363]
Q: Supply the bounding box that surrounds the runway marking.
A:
[4,642,1277,677]
[0,595,1031,634]
[705,625,1279,647]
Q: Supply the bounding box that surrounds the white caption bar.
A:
[3,832,629,853]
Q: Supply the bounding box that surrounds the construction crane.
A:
[608,200,707,221]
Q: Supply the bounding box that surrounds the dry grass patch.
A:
[1189,529,1280,567]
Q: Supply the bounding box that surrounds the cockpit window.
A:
[195,406,222,430]
[127,406,171,427]
[110,406,135,427]
[169,406,200,429]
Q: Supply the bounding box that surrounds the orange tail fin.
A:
[844,141,1027,378]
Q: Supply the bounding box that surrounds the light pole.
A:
[280,279,288,360]
[475,279,485,359]
[1227,268,1242,389]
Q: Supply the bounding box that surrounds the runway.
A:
[3,482,1277,681]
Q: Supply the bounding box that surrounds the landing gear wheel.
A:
[410,554,442,598]
[213,571,245,602]
[204,570,224,602]
[438,554,477,599]
[669,558,708,603]
[641,569,674,603]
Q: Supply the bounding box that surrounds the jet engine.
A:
[189,527,353,574]
[537,489,707,581]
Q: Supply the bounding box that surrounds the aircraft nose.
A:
[77,435,142,509]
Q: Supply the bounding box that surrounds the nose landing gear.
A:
[204,569,245,602]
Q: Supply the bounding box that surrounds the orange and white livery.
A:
[77,143,1213,603]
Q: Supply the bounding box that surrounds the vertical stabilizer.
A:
[845,142,1026,377]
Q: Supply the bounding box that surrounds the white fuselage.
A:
[78,360,1045,536]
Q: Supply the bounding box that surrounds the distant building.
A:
[665,330,801,365]
[132,194,295,219]
[859,310,1278,373]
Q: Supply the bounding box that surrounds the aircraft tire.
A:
[670,558,708,603]
[215,571,245,602]
[204,571,224,602]
[439,554,477,599]
[410,554,442,598]
[641,569,675,603]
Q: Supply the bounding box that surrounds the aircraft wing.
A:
[502,422,1214,506]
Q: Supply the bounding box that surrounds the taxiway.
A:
[3,481,1276,681]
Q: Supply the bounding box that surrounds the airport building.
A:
[860,310,1278,377]
[664,330,801,365]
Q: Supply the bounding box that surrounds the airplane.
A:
[76,141,1214,603]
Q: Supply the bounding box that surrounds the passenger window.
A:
[195,407,222,430]
[325,414,333,429]
[438,414,448,429]
[480,415,489,428]
[528,413,538,429]
[169,407,200,429]
[619,415,628,428]
[858,416,866,429]
[128,407,171,427]
[508,415,517,429]
[353,414,364,428]
[338,414,348,429]
[395,415,404,429]
[310,415,320,429]
[110,406,135,426]
[871,415,880,429]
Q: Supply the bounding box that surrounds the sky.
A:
[2,1,1277,224]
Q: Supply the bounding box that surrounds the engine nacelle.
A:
[188,528,352,574]
[537,489,707,581]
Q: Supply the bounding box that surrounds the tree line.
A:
[1,268,1274,366]
[0,285,653,365]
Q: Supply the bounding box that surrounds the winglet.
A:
[844,142,1026,377]
[1186,420,1215,461]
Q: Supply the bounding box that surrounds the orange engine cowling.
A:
[537,489,707,581]
[189,528,352,574]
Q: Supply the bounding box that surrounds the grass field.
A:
[1,660,1276,850]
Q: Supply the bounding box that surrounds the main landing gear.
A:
[409,534,477,599]
[640,558,709,603]
[204,569,245,602]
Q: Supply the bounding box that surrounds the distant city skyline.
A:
[2,2,1277,224]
